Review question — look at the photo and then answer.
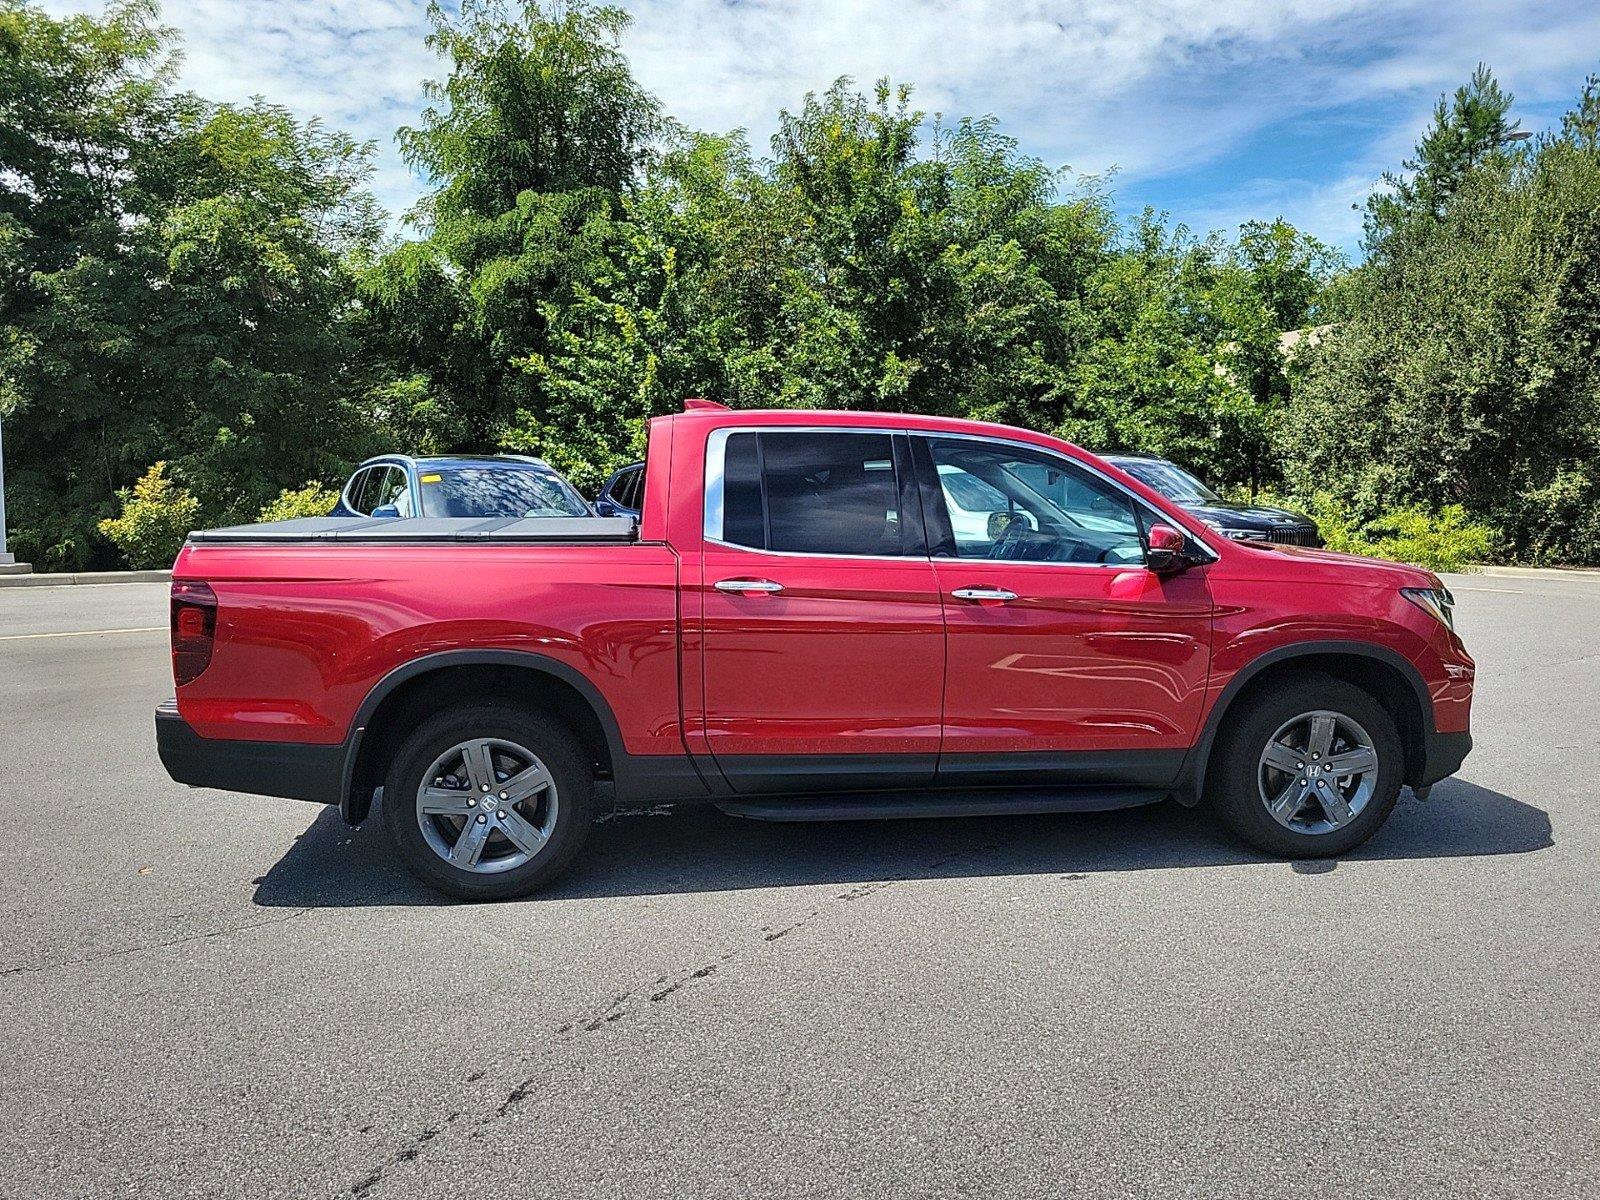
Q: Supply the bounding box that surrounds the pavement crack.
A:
[0,908,315,979]
[341,835,1008,1196]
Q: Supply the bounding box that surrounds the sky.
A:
[39,0,1600,255]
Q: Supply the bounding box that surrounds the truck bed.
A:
[186,515,639,544]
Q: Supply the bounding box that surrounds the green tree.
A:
[1365,63,1519,251]
[367,0,666,459]
[1283,69,1600,563]
[0,0,384,568]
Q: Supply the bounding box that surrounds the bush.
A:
[1246,490,1501,573]
[96,463,201,569]
[1340,504,1500,573]
[257,483,339,523]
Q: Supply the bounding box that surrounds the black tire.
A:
[380,704,595,901]
[1205,672,1404,858]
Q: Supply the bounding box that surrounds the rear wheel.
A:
[1206,673,1403,858]
[380,704,594,900]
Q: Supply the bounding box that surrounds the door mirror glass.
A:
[1145,523,1190,574]
[370,503,401,519]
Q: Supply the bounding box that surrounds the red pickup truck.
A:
[157,401,1474,899]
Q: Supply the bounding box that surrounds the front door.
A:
[914,435,1213,788]
[697,429,945,794]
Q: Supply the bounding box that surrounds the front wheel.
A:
[1206,673,1403,858]
[380,704,595,900]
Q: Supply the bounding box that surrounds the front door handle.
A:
[951,586,1018,602]
[715,578,784,595]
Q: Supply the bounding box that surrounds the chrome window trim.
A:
[703,425,914,562]
[702,424,1219,566]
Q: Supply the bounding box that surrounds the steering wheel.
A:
[986,518,1024,560]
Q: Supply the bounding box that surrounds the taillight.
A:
[170,580,217,686]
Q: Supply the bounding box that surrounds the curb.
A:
[0,569,172,589]
[1471,565,1600,581]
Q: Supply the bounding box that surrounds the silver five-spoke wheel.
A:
[415,737,559,874]
[1258,709,1379,835]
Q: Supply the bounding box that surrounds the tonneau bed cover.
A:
[186,515,639,544]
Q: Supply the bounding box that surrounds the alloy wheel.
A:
[414,737,559,874]
[1257,709,1379,835]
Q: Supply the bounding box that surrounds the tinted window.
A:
[418,466,590,518]
[609,464,645,512]
[347,468,383,515]
[344,468,371,514]
[374,467,409,513]
[926,438,1144,565]
[716,431,904,557]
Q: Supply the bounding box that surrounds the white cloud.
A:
[35,0,1600,245]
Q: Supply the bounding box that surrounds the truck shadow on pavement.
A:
[252,777,1552,907]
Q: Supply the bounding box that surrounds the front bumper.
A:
[155,701,343,805]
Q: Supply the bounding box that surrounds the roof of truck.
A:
[663,405,1086,452]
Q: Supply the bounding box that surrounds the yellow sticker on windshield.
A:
[420,473,442,483]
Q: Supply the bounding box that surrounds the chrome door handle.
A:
[951,587,1018,602]
[715,578,784,594]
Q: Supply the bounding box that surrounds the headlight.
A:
[1401,586,1455,630]
[1201,521,1259,541]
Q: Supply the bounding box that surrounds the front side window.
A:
[419,466,590,518]
[374,467,410,514]
[925,438,1145,565]
[714,431,906,557]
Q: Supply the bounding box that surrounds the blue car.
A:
[594,461,645,519]
[332,455,593,520]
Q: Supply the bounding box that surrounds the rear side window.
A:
[609,464,645,512]
[347,467,393,516]
[713,431,906,557]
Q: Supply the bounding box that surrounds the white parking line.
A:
[0,626,165,642]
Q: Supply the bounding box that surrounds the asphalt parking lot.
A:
[1,574,1596,1198]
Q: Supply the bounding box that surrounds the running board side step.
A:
[715,787,1166,823]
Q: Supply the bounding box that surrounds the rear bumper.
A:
[156,701,343,805]
[1415,728,1472,789]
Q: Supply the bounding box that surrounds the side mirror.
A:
[595,499,618,517]
[370,503,401,519]
[1146,523,1191,574]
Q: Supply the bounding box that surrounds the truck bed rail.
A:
[186,516,639,544]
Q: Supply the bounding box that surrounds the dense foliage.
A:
[256,482,339,523]
[2,0,1596,568]
[0,0,384,568]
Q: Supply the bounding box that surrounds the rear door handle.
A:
[715,578,784,594]
[951,587,1018,602]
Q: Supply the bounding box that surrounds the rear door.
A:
[914,434,1212,787]
[697,428,945,794]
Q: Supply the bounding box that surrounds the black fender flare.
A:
[1171,640,1434,805]
[337,648,631,823]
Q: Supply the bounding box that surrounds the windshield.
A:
[418,466,590,518]
[1117,459,1222,505]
